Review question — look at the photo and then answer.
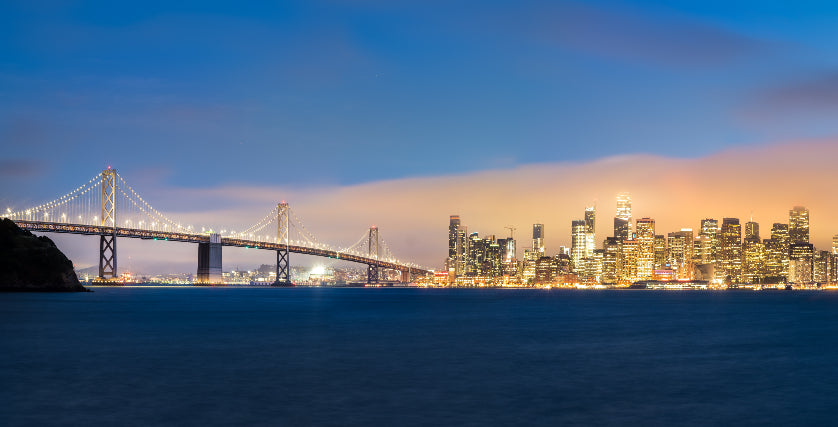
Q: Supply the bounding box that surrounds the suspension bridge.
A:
[2,168,431,285]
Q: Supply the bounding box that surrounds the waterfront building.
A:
[789,243,814,284]
[789,206,810,244]
[718,218,742,284]
[833,234,838,256]
[635,218,656,280]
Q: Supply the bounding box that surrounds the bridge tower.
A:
[272,202,292,286]
[367,226,379,284]
[98,168,117,280]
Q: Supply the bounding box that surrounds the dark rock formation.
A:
[0,218,89,292]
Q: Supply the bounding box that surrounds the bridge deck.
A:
[14,220,429,274]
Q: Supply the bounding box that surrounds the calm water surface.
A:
[2,288,837,426]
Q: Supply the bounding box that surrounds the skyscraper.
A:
[764,223,789,279]
[789,243,814,284]
[635,218,655,280]
[718,218,742,284]
[585,206,596,258]
[602,237,621,284]
[614,193,631,240]
[742,221,764,284]
[833,234,838,256]
[571,220,586,273]
[699,219,719,264]
[789,206,810,244]
[667,229,694,280]
[532,223,545,255]
[448,215,468,276]
[616,193,631,221]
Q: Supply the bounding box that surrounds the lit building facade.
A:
[789,243,814,284]
[532,223,545,256]
[718,218,742,284]
[571,219,586,273]
[667,229,694,280]
[635,218,655,280]
[789,206,810,245]
[448,215,469,276]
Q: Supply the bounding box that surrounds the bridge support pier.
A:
[197,233,223,285]
[400,269,410,283]
[367,264,379,285]
[272,248,292,286]
[98,234,117,279]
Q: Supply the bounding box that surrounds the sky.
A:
[1,1,838,272]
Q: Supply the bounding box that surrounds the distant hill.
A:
[0,218,89,292]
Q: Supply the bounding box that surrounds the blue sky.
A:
[2,1,837,270]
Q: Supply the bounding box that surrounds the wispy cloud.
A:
[750,71,838,114]
[474,1,767,68]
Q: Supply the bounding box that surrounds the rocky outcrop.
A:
[0,218,89,292]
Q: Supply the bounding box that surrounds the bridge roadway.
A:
[14,220,430,275]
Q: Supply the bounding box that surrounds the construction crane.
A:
[504,226,516,239]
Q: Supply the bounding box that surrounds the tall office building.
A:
[742,222,764,284]
[764,223,790,279]
[585,206,596,258]
[718,218,742,284]
[833,234,838,256]
[616,193,631,221]
[635,218,655,280]
[699,219,719,264]
[532,223,545,255]
[789,206,810,244]
[498,237,517,276]
[694,235,713,264]
[571,220,586,273]
[789,243,814,284]
[744,221,759,241]
[667,229,694,280]
[813,251,833,284]
[654,235,667,270]
[448,215,468,276]
[614,193,631,240]
[620,239,639,283]
[602,237,621,284]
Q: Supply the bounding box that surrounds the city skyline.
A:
[448,196,835,287]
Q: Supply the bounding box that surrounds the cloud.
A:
[749,71,838,114]
[43,138,838,274]
[474,1,766,68]
[0,159,41,178]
